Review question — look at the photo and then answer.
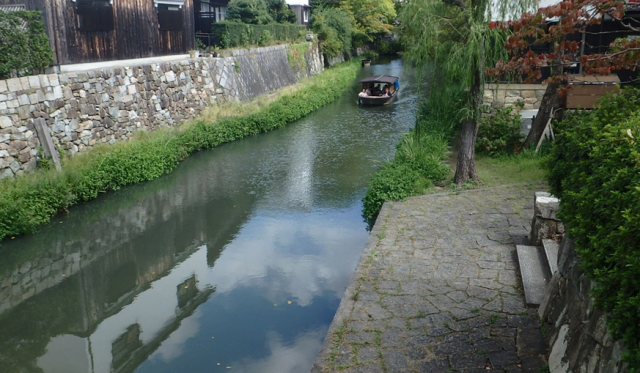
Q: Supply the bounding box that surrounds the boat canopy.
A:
[359,75,398,84]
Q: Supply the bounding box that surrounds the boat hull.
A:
[358,91,398,106]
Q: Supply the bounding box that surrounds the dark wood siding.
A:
[44,0,194,65]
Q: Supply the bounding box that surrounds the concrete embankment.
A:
[312,183,548,373]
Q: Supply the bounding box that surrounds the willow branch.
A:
[442,0,466,10]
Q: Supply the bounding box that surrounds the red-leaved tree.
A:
[486,0,640,149]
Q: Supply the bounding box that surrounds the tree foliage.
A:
[399,0,528,184]
[340,0,396,44]
[265,0,297,24]
[0,11,53,79]
[226,0,274,25]
[486,0,640,149]
[310,7,353,57]
[487,0,640,83]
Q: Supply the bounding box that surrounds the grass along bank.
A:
[0,60,361,243]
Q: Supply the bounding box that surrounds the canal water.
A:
[0,58,419,373]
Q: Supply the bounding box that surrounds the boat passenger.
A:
[358,88,369,97]
[383,86,391,96]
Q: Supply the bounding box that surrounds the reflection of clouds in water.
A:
[209,213,366,306]
[231,328,326,373]
[150,308,203,362]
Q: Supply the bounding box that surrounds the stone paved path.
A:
[312,184,548,373]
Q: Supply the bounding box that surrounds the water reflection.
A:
[0,58,419,373]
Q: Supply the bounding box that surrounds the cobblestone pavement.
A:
[312,183,548,373]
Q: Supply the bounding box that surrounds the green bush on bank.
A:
[362,100,452,221]
[548,87,640,368]
[0,61,360,243]
[476,102,524,156]
[212,22,305,49]
[0,10,53,79]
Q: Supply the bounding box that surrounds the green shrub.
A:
[0,10,53,79]
[258,30,272,46]
[395,131,449,180]
[547,87,640,369]
[226,0,273,25]
[476,102,524,156]
[362,127,450,220]
[361,90,455,221]
[0,61,360,242]
[266,0,297,24]
[211,22,305,48]
[362,162,424,220]
[310,8,353,57]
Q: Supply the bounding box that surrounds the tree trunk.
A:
[522,82,559,149]
[454,53,482,186]
[454,117,480,185]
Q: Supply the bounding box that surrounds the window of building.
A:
[200,2,213,18]
[198,1,225,22]
[215,6,226,22]
[303,9,309,23]
[74,0,114,31]
[156,3,184,31]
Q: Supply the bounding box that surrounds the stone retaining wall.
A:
[539,237,628,373]
[484,83,547,110]
[323,45,370,67]
[0,42,323,178]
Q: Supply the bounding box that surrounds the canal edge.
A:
[311,201,394,373]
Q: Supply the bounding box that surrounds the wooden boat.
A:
[358,75,399,105]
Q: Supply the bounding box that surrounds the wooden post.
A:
[31,118,61,170]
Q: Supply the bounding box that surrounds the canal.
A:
[0,58,419,373]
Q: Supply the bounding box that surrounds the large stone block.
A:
[534,192,559,220]
[6,78,23,92]
[0,116,12,129]
[28,76,41,89]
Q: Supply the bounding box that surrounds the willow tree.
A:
[400,0,532,185]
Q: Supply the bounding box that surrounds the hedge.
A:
[211,22,305,48]
[548,87,640,368]
[0,61,360,243]
[0,10,53,79]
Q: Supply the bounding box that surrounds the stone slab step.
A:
[542,239,560,275]
[516,245,551,306]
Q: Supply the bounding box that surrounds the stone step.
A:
[516,245,552,306]
[542,239,560,275]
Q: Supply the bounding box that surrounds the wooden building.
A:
[285,0,310,26]
[0,0,195,66]
[193,0,229,46]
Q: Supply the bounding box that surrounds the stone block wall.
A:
[484,83,547,110]
[0,43,323,178]
[539,237,628,373]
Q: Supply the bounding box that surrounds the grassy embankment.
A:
[0,60,360,242]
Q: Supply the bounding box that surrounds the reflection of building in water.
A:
[112,324,143,371]
[29,246,214,373]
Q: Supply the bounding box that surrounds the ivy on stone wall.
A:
[0,11,53,79]
[548,88,640,369]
